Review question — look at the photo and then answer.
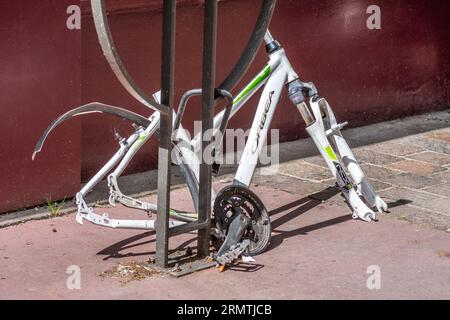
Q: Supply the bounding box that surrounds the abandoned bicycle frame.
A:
[34,1,388,265]
[34,30,388,232]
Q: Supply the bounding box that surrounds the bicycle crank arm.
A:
[216,211,250,259]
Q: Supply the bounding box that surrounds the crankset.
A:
[213,185,271,260]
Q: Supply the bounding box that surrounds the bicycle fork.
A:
[287,79,388,221]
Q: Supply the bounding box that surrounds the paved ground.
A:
[256,127,450,232]
[0,112,449,299]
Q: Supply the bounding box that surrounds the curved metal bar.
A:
[217,0,276,92]
[216,89,234,135]
[90,0,168,114]
[173,88,234,134]
[33,102,152,160]
[173,88,202,131]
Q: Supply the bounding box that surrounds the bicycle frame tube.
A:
[180,47,298,191]
[214,56,282,132]
[233,53,288,186]
[185,53,281,169]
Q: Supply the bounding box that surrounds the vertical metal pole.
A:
[156,0,176,268]
[198,0,217,257]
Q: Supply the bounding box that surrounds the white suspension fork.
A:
[305,97,378,221]
[317,99,388,213]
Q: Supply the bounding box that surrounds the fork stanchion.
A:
[156,0,176,268]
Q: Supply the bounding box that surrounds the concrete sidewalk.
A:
[0,112,449,299]
[257,128,450,232]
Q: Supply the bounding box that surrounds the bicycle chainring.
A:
[213,185,271,256]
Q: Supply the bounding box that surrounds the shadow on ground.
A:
[96,187,370,261]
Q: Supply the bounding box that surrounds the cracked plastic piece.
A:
[32,102,151,160]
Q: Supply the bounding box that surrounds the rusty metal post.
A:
[156,0,176,268]
[197,0,218,257]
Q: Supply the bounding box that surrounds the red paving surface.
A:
[0,185,449,299]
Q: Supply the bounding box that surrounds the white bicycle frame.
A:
[35,31,388,232]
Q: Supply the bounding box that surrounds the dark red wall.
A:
[0,1,81,213]
[1,0,449,213]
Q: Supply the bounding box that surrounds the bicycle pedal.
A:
[216,239,250,266]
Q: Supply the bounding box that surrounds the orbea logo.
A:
[252,91,275,154]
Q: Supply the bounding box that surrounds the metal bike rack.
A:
[153,0,216,271]
[154,0,276,272]
[32,0,275,275]
[155,0,176,269]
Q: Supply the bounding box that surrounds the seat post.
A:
[264,30,274,45]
